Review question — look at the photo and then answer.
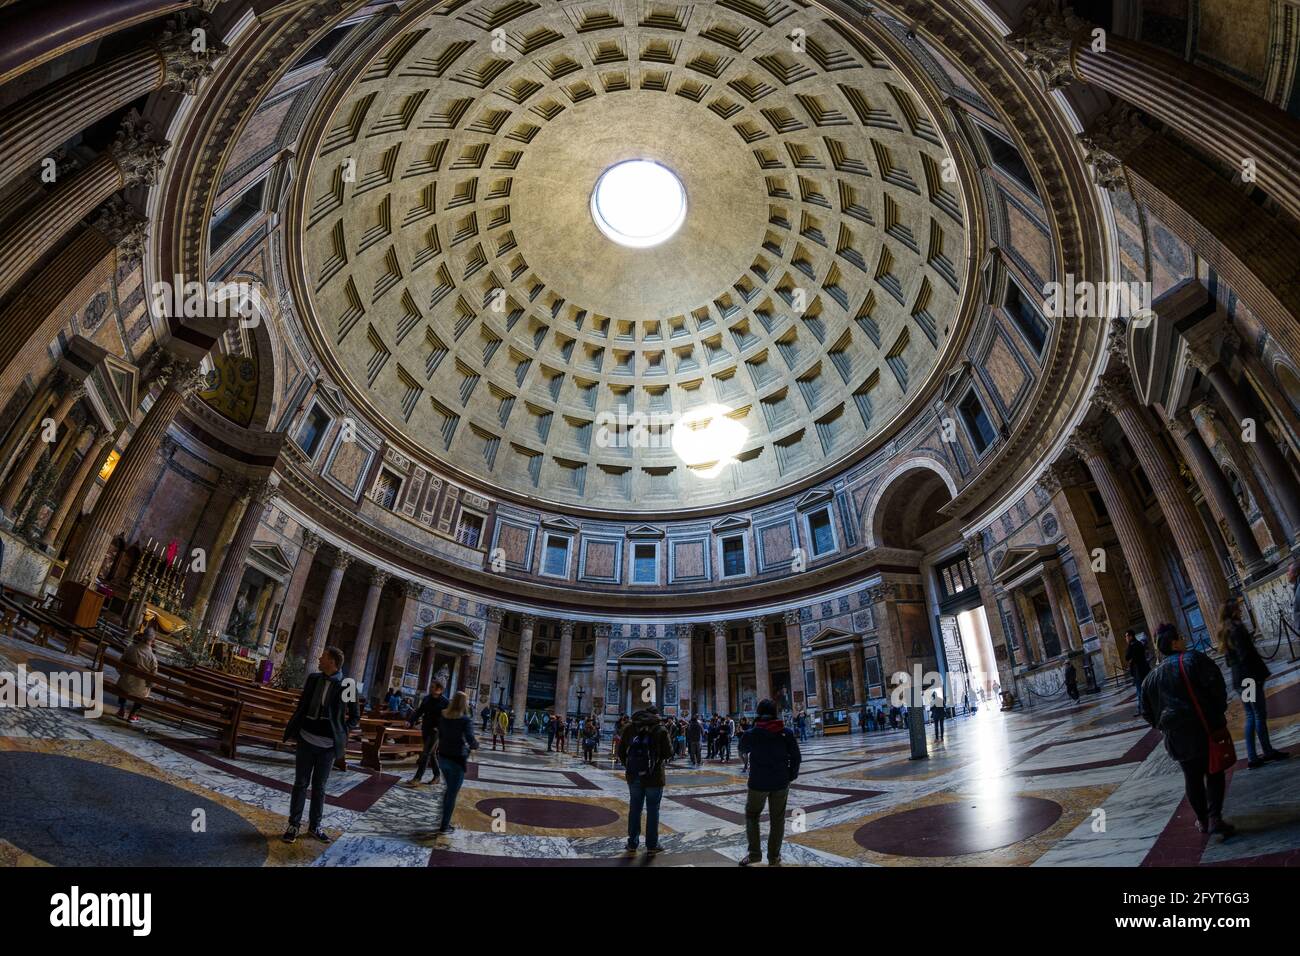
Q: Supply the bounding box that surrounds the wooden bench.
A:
[355,719,426,771]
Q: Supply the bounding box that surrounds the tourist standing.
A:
[616,706,673,856]
[1125,630,1151,716]
[1064,664,1080,702]
[406,679,447,785]
[737,699,801,866]
[492,705,509,750]
[116,624,159,722]
[1220,599,1290,769]
[1140,624,1237,840]
[545,710,557,751]
[931,695,946,741]
[687,714,703,766]
[435,691,479,835]
[282,646,358,844]
[480,703,492,732]
[718,715,733,762]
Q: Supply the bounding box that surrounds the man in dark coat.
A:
[282,646,359,844]
[737,698,801,866]
[1140,624,1235,840]
[1124,629,1150,715]
[686,714,703,766]
[407,679,447,784]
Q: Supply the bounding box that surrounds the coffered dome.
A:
[294,0,973,512]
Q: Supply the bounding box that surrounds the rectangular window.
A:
[543,535,570,577]
[209,179,265,253]
[721,536,746,576]
[295,406,331,458]
[456,513,484,548]
[979,127,1039,197]
[959,390,997,454]
[633,544,657,584]
[373,469,401,510]
[1005,282,1049,355]
[808,508,835,556]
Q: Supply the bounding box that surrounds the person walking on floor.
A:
[492,705,509,750]
[617,705,673,856]
[1125,629,1151,716]
[1063,664,1080,702]
[582,718,599,763]
[406,679,448,785]
[545,710,556,751]
[480,703,492,733]
[687,714,703,766]
[282,646,359,844]
[707,716,719,759]
[116,624,159,722]
[1140,623,1237,841]
[718,715,733,762]
[434,691,478,836]
[931,695,946,741]
[737,698,801,866]
[1220,599,1290,769]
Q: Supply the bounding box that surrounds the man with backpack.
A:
[737,699,801,866]
[687,714,703,766]
[616,706,674,856]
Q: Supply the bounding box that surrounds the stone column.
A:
[1041,562,1079,654]
[416,636,434,695]
[64,357,205,585]
[1012,587,1044,664]
[380,580,423,692]
[201,476,276,638]
[848,642,865,707]
[304,550,353,668]
[0,381,85,519]
[1093,373,1229,628]
[10,412,82,532]
[272,530,321,663]
[42,427,112,549]
[190,474,249,624]
[749,616,771,702]
[783,609,804,711]
[813,655,829,711]
[1192,403,1289,556]
[0,1,205,88]
[1189,346,1300,541]
[868,583,906,678]
[0,11,222,190]
[511,613,536,731]
[350,567,389,693]
[0,380,56,479]
[0,111,166,304]
[554,619,575,718]
[0,201,140,406]
[476,607,504,706]
[1171,410,1267,577]
[711,620,730,716]
[673,622,692,716]
[1068,426,1178,634]
[1012,2,1300,224]
[255,580,286,655]
[963,533,1017,684]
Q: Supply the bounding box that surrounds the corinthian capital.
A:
[301,529,324,553]
[1008,1,1089,89]
[1067,424,1105,460]
[90,196,148,265]
[1078,105,1154,191]
[158,357,208,397]
[152,13,228,95]
[109,111,169,189]
[1092,372,1135,414]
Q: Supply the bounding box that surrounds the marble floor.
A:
[3,631,1299,868]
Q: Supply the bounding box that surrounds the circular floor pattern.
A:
[473,797,619,830]
[0,750,268,866]
[664,773,734,787]
[853,796,1062,857]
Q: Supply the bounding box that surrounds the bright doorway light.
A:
[671,404,747,479]
[590,160,687,248]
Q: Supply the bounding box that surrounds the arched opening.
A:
[871,463,954,549]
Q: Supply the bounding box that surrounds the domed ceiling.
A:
[296,0,972,512]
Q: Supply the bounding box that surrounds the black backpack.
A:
[624,729,660,780]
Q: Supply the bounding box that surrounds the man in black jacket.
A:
[1140,624,1236,840]
[737,698,802,866]
[282,646,359,844]
[407,679,447,785]
[686,714,703,766]
[1124,630,1150,715]
[616,707,674,855]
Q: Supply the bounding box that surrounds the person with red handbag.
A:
[1139,623,1237,840]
